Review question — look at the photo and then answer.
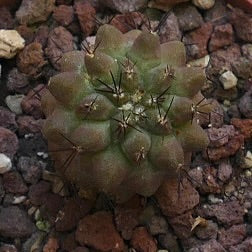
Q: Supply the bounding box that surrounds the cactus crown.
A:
[42,24,210,202]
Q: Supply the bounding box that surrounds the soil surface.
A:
[0,0,251,251]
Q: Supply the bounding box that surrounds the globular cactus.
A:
[41,24,210,202]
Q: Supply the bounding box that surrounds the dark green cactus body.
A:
[42,24,210,202]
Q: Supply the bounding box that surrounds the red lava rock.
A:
[17,42,46,76]
[174,4,203,32]
[210,44,241,73]
[0,106,17,132]
[0,244,17,252]
[53,5,74,26]
[75,0,96,36]
[155,178,199,217]
[229,8,252,42]
[130,227,157,252]
[0,127,18,159]
[21,84,46,119]
[61,232,78,252]
[102,0,148,13]
[16,0,55,25]
[196,201,245,227]
[45,26,74,70]
[217,161,232,182]
[43,237,59,252]
[191,239,226,252]
[209,23,234,52]
[205,134,244,161]
[159,11,181,43]
[206,125,236,148]
[16,25,35,45]
[183,22,213,60]
[0,7,14,29]
[28,181,51,205]
[218,224,246,249]
[17,116,43,136]
[111,12,145,33]
[231,118,252,139]
[238,89,252,119]
[76,211,124,251]
[3,171,28,194]
[195,220,218,240]
[229,237,252,252]
[0,206,35,238]
[55,197,92,232]
[169,211,194,239]
[34,25,49,48]
[115,195,143,240]
[7,68,29,94]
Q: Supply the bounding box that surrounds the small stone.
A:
[0,30,25,59]
[209,23,234,52]
[0,206,35,238]
[53,5,74,26]
[3,171,28,194]
[174,4,203,32]
[238,89,252,118]
[217,161,232,182]
[0,127,18,159]
[148,0,190,11]
[130,227,157,252]
[12,195,26,204]
[158,233,180,252]
[147,215,168,235]
[102,0,148,13]
[189,239,226,252]
[6,68,29,94]
[196,201,245,227]
[5,94,24,115]
[187,55,210,68]
[231,118,252,139]
[22,231,46,252]
[0,153,12,174]
[0,244,17,252]
[61,232,78,252]
[195,220,218,240]
[15,24,35,45]
[218,224,246,249]
[159,11,181,43]
[192,0,215,10]
[0,7,14,29]
[75,1,96,36]
[219,71,238,90]
[45,26,74,70]
[34,25,49,48]
[232,57,252,80]
[155,178,199,217]
[28,181,51,205]
[16,0,56,25]
[208,194,223,204]
[244,151,252,168]
[71,247,89,252]
[229,237,252,252]
[43,237,59,252]
[76,211,124,251]
[17,116,43,136]
[242,44,252,60]
[183,22,213,60]
[17,42,46,76]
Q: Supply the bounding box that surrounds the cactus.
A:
[41,24,210,202]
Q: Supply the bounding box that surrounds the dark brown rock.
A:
[6,68,29,94]
[34,25,49,48]
[15,25,35,45]
[130,227,157,252]
[75,0,96,36]
[0,127,18,159]
[43,237,59,252]
[61,232,78,252]
[231,118,252,139]
[195,220,218,240]
[158,233,180,252]
[239,89,252,119]
[0,106,17,132]
[3,171,28,194]
[17,116,43,136]
[169,211,194,239]
[196,201,245,227]
[71,247,89,252]
[28,181,51,205]
[16,0,55,25]
[53,5,74,26]
[218,224,246,249]
[55,197,92,232]
[209,23,234,52]
[146,215,168,236]
[155,178,199,217]
[0,7,14,29]
[183,22,213,60]
[174,3,203,32]
[76,211,124,251]
[45,26,74,70]
[0,244,17,252]
[17,42,46,76]
[0,206,35,238]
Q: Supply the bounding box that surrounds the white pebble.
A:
[0,30,25,59]
[0,153,12,174]
[219,71,238,90]
[5,94,24,115]
[12,195,26,204]
[187,55,210,68]
[208,194,223,204]
[244,151,252,168]
[193,0,215,10]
